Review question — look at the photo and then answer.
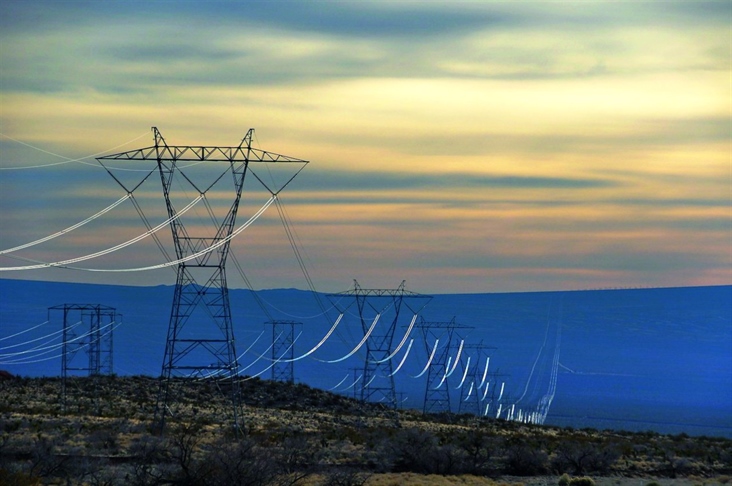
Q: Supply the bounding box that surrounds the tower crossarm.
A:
[97,144,308,164]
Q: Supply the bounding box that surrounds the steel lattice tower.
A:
[416,317,472,415]
[457,342,495,416]
[49,304,118,413]
[97,128,307,434]
[482,370,510,418]
[328,280,431,409]
[269,320,300,383]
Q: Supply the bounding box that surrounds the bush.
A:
[505,442,549,476]
[551,440,620,475]
[569,477,595,486]
[384,428,469,475]
[558,472,571,486]
[0,469,41,486]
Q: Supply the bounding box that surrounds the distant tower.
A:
[328,280,431,409]
[268,320,300,383]
[49,303,118,413]
[457,342,495,416]
[416,317,472,414]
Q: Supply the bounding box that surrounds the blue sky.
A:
[0,0,729,293]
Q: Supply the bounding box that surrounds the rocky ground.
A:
[1,375,730,485]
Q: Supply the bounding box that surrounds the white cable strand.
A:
[478,356,490,389]
[370,313,417,364]
[76,194,275,272]
[516,305,554,404]
[263,313,344,363]
[363,374,377,388]
[0,321,118,364]
[195,330,266,380]
[0,321,85,357]
[0,320,50,342]
[434,366,449,389]
[329,374,350,391]
[6,333,64,357]
[238,333,281,374]
[481,382,490,401]
[0,131,151,170]
[320,313,380,364]
[0,196,131,255]
[445,340,464,378]
[464,382,474,401]
[456,356,471,389]
[389,339,414,377]
[0,195,203,271]
[241,332,302,381]
[413,338,439,378]
[0,320,82,353]
[341,374,362,392]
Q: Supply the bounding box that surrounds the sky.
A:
[0,0,730,294]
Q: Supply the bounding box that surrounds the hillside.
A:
[1,375,731,485]
[1,280,731,438]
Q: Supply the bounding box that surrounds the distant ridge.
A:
[1,278,730,438]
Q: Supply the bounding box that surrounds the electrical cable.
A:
[478,356,490,389]
[260,313,344,363]
[328,374,350,391]
[412,338,439,378]
[389,339,414,377]
[199,195,274,322]
[481,382,490,401]
[0,195,131,255]
[434,363,449,390]
[0,320,82,353]
[340,374,362,392]
[362,374,377,389]
[318,313,380,364]
[0,195,203,271]
[464,382,474,401]
[0,131,150,170]
[445,339,464,378]
[0,320,50,342]
[0,320,118,364]
[195,330,267,380]
[370,313,417,364]
[33,194,274,273]
[241,331,302,381]
[456,356,471,389]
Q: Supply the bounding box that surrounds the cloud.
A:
[294,169,617,193]
[1,1,729,292]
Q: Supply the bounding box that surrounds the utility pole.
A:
[49,304,117,414]
[268,320,300,383]
[327,280,431,409]
[457,342,496,416]
[415,317,472,415]
[97,128,307,435]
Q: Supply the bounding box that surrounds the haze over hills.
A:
[1,278,730,438]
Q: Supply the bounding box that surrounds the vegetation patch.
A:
[1,375,730,485]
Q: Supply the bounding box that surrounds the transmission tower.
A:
[482,370,510,418]
[416,316,472,415]
[97,128,307,434]
[328,280,431,409]
[268,320,300,383]
[457,342,495,416]
[48,304,118,413]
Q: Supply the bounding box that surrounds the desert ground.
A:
[1,375,730,485]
